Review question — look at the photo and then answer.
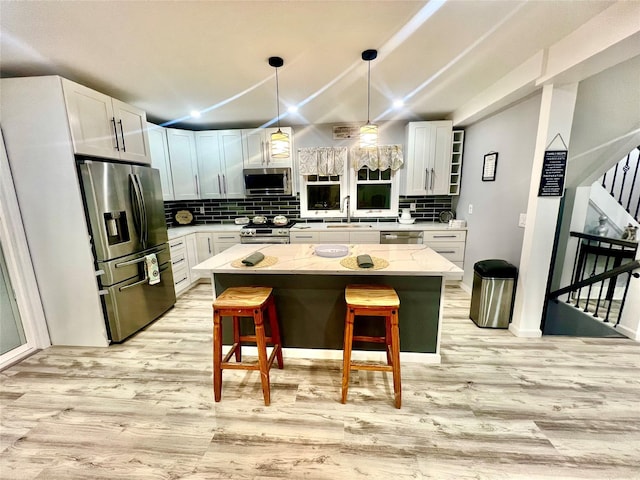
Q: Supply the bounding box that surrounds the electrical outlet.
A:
[518,213,527,228]
[199,206,205,214]
[410,203,416,211]
[468,204,473,214]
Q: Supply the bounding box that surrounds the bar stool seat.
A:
[213,286,283,406]
[342,284,401,408]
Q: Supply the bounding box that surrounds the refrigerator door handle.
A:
[119,276,149,291]
[136,174,148,246]
[130,173,148,248]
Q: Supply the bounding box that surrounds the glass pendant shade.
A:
[360,123,378,149]
[271,129,290,158]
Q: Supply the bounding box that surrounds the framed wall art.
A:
[482,152,498,181]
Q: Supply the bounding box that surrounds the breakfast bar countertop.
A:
[192,243,463,278]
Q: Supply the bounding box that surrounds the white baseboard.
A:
[508,323,542,338]
[615,324,639,342]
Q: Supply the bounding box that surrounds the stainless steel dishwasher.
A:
[380,231,424,244]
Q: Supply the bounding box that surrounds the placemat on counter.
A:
[340,256,389,270]
[231,256,278,269]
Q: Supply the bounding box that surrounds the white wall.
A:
[456,93,542,288]
[292,121,406,149]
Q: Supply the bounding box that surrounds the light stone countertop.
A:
[168,221,465,239]
[192,243,463,277]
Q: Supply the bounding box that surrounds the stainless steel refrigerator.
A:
[78,159,176,342]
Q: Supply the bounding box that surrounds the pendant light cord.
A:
[366,60,371,124]
[275,66,281,130]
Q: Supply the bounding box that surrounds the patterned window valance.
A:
[351,145,404,171]
[298,147,347,176]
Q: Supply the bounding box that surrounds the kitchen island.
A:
[193,243,462,361]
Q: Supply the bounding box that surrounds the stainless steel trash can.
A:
[469,259,518,328]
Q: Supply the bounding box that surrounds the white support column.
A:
[509,83,579,337]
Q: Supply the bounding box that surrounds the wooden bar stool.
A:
[213,286,284,406]
[342,284,401,408]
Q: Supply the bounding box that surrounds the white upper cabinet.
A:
[166,128,199,200]
[242,126,293,168]
[195,130,244,198]
[218,130,245,197]
[401,121,453,196]
[62,79,151,164]
[195,131,223,199]
[147,123,174,200]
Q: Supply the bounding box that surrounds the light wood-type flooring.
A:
[1,283,639,479]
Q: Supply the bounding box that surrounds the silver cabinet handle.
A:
[223,174,227,194]
[118,119,126,151]
[217,236,236,240]
[435,250,456,254]
[424,169,429,190]
[207,237,212,254]
[172,258,185,266]
[176,276,189,285]
[170,241,184,248]
[195,174,199,196]
[111,118,120,151]
[433,235,457,238]
[217,174,222,194]
[430,168,435,190]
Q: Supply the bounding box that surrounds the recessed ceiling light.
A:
[288,105,298,114]
[393,99,405,108]
[190,110,201,118]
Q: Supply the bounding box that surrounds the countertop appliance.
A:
[240,219,296,244]
[380,231,424,244]
[243,167,292,196]
[78,159,176,342]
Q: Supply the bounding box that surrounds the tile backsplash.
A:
[164,195,453,227]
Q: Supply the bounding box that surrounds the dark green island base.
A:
[214,273,442,354]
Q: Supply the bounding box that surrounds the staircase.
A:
[600,146,640,225]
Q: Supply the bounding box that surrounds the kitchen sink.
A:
[326,224,373,228]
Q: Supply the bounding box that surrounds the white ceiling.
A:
[0,0,618,130]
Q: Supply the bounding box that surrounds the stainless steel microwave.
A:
[243,168,292,196]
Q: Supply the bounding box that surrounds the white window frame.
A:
[348,166,400,219]
[300,172,348,219]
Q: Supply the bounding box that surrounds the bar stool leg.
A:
[267,296,284,369]
[213,309,223,402]
[390,309,402,409]
[254,308,271,406]
[385,317,392,365]
[341,308,355,404]
[232,316,241,362]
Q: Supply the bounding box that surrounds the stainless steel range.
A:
[240,220,296,244]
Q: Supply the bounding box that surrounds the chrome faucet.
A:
[341,195,351,223]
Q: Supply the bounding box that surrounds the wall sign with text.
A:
[537,150,567,197]
[482,152,498,181]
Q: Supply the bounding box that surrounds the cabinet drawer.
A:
[423,230,466,242]
[350,231,380,244]
[290,231,318,243]
[318,231,349,243]
[173,264,191,293]
[427,242,465,262]
[169,247,188,268]
[212,232,240,242]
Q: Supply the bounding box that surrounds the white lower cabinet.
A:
[423,230,466,269]
[169,236,191,295]
[290,229,379,244]
[169,233,199,295]
[212,232,240,255]
[290,231,318,244]
[195,233,215,280]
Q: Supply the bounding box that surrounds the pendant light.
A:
[360,49,378,149]
[268,56,290,158]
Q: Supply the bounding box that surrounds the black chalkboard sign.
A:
[538,150,567,197]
